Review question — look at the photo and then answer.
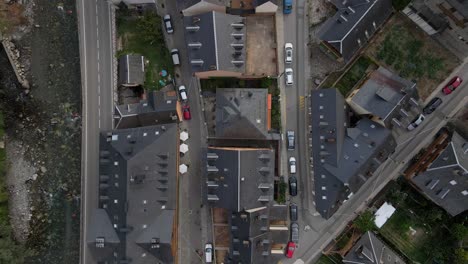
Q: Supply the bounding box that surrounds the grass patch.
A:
[268,80,281,131]
[117,11,173,90]
[275,180,287,204]
[315,253,343,264]
[331,56,374,96]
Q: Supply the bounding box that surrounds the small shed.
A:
[374,202,396,228]
[119,54,145,87]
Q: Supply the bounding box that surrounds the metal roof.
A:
[412,132,468,216]
[118,54,145,86]
[311,88,396,219]
[318,0,393,61]
[87,124,178,263]
[215,88,269,139]
[349,67,417,123]
[183,11,246,73]
[343,231,406,264]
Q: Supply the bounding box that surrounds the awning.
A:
[179,164,188,174]
[180,143,189,154]
[180,131,189,141]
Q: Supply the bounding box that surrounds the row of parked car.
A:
[407,76,463,131]
[285,130,299,258]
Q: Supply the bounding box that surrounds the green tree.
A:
[454,248,468,264]
[354,210,377,232]
[453,224,468,242]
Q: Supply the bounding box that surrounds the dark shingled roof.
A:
[115,90,178,129]
[318,0,393,61]
[412,132,468,216]
[183,11,246,73]
[447,0,468,18]
[87,125,178,263]
[119,54,145,86]
[311,89,396,219]
[348,67,417,125]
[343,231,406,264]
[206,147,274,211]
[215,88,269,139]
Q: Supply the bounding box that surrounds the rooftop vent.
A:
[231,33,244,39]
[340,15,348,22]
[258,195,270,202]
[258,183,271,190]
[207,194,219,201]
[207,181,219,188]
[150,238,160,249]
[232,60,244,67]
[207,166,219,173]
[95,237,105,248]
[207,153,219,160]
[231,23,244,29]
[348,6,355,13]
[191,59,204,66]
[231,43,244,50]
[192,17,200,24]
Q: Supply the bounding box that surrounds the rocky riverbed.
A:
[0,0,82,263]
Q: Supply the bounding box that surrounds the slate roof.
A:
[215,88,269,139]
[206,147,274,211]
[348,67,417,123]
[412,132,468,216]
[183,11,246,73]
[119,54,145,86]
[318,0,393,61]
[311,89,396,219]
[87,124,178,264]
[115,90,178,129]
[447,0,468,18]
[343,231,406,264]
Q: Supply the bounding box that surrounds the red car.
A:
[285,241,296,258]
[182,105,191,120]
[442,76,462,95]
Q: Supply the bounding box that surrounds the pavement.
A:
[77,0,116,263]
[156,1,211,263]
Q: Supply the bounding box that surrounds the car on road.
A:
[182,104,191,120]
[178,85,188,102]
[285,43,293,64]
[205,243,213,263]
[289,157,296,174]
[290,203,298,221]
[290,222,299,243]
[285,68,293,86]
[442,76,462,95]
[163,14,174,34]
[423,97,442,115]
[171,49,180,66]
[287,130,295,150]
[407,114,425,131]
[283,0,293,14]
[285,241,296,258]
[289,176,297,196]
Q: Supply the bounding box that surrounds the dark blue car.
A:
[283,0,292,14]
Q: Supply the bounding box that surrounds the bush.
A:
[277,182,287,204]
[354,210,377,232]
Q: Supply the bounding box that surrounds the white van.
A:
[205,243,213,263]
[178,85,188,102]
[171,49,180,66]
[285,68,293,86]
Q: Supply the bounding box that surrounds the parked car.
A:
[289,176,297,196]
[287,130,295,150]
[171,49,180,66]
[290,222,299,244]
[289,157,296,174]
[205,243,213,263]
[442,76,462,95]
[285,241,296,258]
[285,68,293,86]
[289,203,298,222]
[285,43,293,64]
[178,85,188,102]
[423,97,442,115]
[283,0,293,14]
[407,114,425,131]
[182,105,191,120]
[163,14,174,34]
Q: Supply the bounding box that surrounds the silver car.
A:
[290,222,299,244]
[287,130,295,150]
[285,43,293,64]
[407,114,425,131]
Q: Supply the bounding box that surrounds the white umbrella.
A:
[180,143,189,154]
[180,131,189,141]
[179,164,188,174]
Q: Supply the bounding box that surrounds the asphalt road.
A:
[77,0,115,263]
[156,1,210,263]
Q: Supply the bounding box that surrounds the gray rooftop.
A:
[318,0,393,61]
[311,89,396,219]
[412,132,468,216]
[343,231,406,264]
[183,11,246,73]
[447,0,468,18]
[115,90,179,129]
[176,0,227,11]
[87,124,178,263]
[118,54,145,86]
[349,67,416,122]
[206,147,274,212]
[216,88,269,139]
